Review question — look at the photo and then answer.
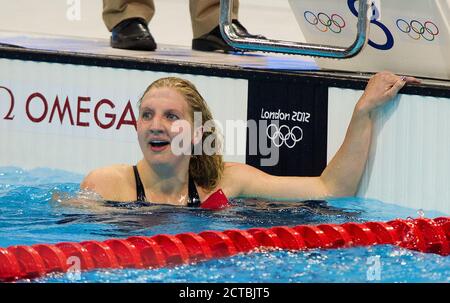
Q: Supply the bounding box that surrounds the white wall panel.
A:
[328,87,450,214]
[0,59,248,174]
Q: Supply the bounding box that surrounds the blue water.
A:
[0,166,449,283]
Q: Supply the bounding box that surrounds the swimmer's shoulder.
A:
[81,164,134,201]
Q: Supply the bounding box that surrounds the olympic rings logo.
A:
[266,124,303,149]
[396,19,439,41]
[304,11,346,33]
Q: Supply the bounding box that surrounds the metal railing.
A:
[219,0,371,58]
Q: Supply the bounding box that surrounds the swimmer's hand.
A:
[356,72,421,115]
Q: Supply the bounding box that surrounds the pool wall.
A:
[0,51,449,215]
[0,58,248,171]
[328,88,450,214]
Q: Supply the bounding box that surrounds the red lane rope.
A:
[1,217,449,281]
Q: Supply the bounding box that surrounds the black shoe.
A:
[192,19,265,53]
[231,19,266,40]
[110,18,156,51]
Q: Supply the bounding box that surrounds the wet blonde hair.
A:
[139,77,224,191]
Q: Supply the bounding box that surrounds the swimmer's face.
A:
[137,87,200,165]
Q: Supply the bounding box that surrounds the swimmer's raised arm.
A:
[229,72,420,201]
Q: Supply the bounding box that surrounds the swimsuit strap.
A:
[133,165,201,207]
[187,173,201,207]
[133,165,147,203]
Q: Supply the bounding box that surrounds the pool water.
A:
[0,166,449,283]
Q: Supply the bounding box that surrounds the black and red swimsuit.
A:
[132,165,229,210]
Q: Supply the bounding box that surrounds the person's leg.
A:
[103,0,157,51]
[190,0,264,52]
[189,0,239,39]
[103,0,155,31]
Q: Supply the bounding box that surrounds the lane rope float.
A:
[1,217,448,281]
